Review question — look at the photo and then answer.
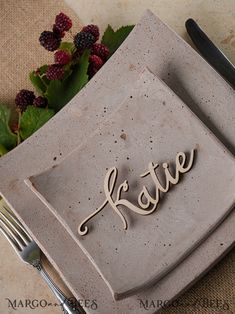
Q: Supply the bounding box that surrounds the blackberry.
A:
[88,66,98,79]
[89,55,103,69]
[91,43,109,60]
[33,96,48,108]
[88,55,103,78]
[55,12,72,32]
[74,31,95,50]
[53,24,65,38]
[46,64,65,80]
[54,50,71,65]
[15,89,35,112]
[39,31,61,51]
[82,24,99,41]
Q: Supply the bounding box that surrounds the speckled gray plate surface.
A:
[0,11,234,314]
[27,69,235,300]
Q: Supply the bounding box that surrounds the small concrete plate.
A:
[26,69,235,300]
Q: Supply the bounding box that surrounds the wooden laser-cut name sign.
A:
[78,149,196,236]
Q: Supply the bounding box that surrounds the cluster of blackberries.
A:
[15,90,48,112]
[16,13,110,113]
[89,43,109,77]
[39,12,72,51]
[73,25,109,77]
[39,12,110,80]
[38,13,73,81]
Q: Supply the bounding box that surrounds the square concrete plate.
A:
[0,10,234,313]
[26,69,235,301]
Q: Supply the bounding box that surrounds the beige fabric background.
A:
[0,1,234,313]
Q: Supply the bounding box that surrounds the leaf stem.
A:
[16,131,21,146]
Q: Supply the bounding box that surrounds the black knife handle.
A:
[185,18,235,89]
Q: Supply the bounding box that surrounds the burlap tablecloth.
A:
[0,1,234,313]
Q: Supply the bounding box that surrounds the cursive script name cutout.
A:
[78,149,195,236]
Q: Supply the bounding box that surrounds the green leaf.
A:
[41,75,50,87]
[38,65,48,75]
[59,42,75,53]
[0,144,8,156]
[72,49,90,90]
[44,80,62,110]
[45,50,90,111]
[19,106,55,140]
[0,105,17,150]
[102,25,134,56]
[101,25,115,47]
[29,71,47,95]
[62,68,73,81]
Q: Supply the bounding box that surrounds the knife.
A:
[185,18,235,89]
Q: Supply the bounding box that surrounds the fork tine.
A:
[0,225,22,253]
[3,204,19,220]
[0,211,30,245]
[2,205,32,241]
[0,217,27,250]
[0,217,25,250]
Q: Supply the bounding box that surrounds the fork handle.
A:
[35,262,83,313]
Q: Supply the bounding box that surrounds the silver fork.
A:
[0,204,83,314]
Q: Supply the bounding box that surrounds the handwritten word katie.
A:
[78,149,196,235]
